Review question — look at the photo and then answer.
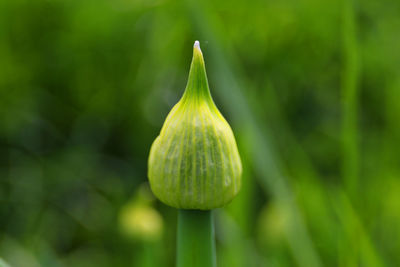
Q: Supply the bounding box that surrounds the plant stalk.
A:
[177,209,216,267]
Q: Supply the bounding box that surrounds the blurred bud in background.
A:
[257,202,292,266]
[118,183,164,267]
[119,184,164,242]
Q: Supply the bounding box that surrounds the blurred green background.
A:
[1,0,399,266]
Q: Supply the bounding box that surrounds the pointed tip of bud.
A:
[181,40,209,101]
[194,40,200,49]
[193,40,202,57]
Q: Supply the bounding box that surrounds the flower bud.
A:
[148,41,242,210]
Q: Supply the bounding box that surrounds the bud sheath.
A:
[148,41,242,210]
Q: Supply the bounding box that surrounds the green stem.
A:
[177,209,216,267]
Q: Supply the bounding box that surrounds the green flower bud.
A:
[148,41,242,210]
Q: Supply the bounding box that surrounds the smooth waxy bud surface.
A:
[148,41,242,210]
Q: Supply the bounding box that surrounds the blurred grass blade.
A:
[332,190,384,267]
[341,0,360,197]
